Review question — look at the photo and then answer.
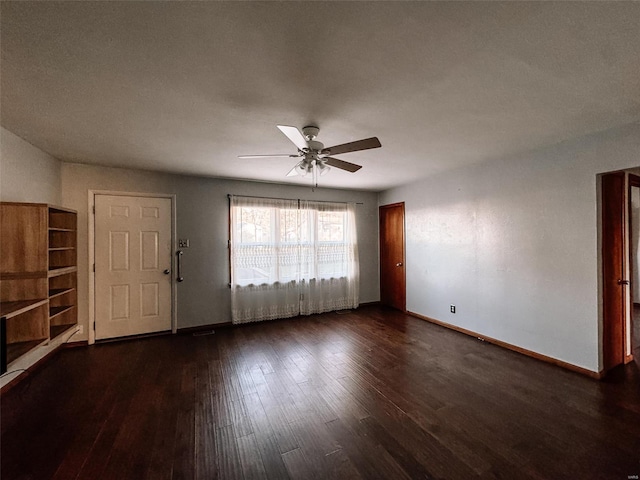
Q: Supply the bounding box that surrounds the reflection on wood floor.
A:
[2,305,640,479]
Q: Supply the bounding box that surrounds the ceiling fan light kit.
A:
[239,124,381,188]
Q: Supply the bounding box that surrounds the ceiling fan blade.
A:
[238,154,299,159]
[277,125,308,151]
[321,137,381,156]
[325,157,362,173]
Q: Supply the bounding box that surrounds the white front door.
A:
[95,194,172,340]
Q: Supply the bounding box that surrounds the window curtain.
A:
[229,195,359,324]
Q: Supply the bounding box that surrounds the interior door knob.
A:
[617,279,630,285]
[396,262,403,267]
[163,269,170,275]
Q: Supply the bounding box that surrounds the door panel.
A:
[109,231,130,271]
[380,203,406,311]
[95,195,172,340]
[602,172,626,371]
[141,231,159,270]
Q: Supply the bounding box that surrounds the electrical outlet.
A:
[178,239,190,248]
[450,305,456,314]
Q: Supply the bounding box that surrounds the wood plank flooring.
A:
[633,303,640,369]
[2,305,640,479]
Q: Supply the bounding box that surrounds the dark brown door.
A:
[602,172,627,371]
[380,202,406,311]
[628,174,640,364]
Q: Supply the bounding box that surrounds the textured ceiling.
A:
[2,2,640,191]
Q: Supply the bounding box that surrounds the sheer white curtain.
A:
[229,195,359,324]
[299,200,359,315]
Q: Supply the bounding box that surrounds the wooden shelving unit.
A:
[0,203,78,374]
[47,207,77,342]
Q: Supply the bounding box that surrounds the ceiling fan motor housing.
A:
[306,140,324,152]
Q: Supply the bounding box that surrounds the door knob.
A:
[617,279,630,285]
[396,262,403,267]
[163,269,170,275]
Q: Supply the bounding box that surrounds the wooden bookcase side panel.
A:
[1,277,48,302]
[6,304,49,343]
[0,204,48,274]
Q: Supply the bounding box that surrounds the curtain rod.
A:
[227,194,363,205]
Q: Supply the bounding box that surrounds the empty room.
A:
[1,2,639,479]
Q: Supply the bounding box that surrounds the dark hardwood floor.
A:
[633,303,640,369]
[2,305,640,480]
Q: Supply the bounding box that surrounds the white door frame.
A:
[88,190,177,345]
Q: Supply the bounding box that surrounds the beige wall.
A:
[62,163,380,340]
[0,127,62,204]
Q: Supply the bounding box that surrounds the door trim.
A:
[627,174,640,363]
[88,190,177,345]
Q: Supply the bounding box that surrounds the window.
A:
[228,195,359,324]
[230,198,353,287]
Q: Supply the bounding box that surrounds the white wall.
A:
[62,163,380,341]
[379,122,640,373]
[0,127,62,204]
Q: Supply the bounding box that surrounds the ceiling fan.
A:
[238,125,381,186]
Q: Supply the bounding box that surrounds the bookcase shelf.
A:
[0,299,48,319]
[48,266,78,278]
[7,339,48,365]
[1,202,78,374]
[49,288,75,299]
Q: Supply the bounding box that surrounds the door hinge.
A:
[93,322,96,331]
[92,205,95,214]
[93,264,95,272]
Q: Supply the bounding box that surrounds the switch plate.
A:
[450,305,456,314]
[178,239,190,248]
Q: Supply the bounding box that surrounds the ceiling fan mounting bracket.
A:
[302,125,320,140]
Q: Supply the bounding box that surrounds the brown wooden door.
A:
[380,202,406,311]
[628,174,640,364]
[602,172,627,371]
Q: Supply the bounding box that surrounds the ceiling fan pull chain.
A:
[313,160,318,190]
